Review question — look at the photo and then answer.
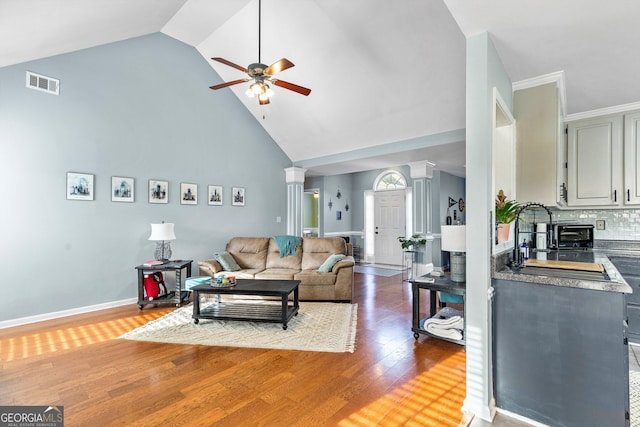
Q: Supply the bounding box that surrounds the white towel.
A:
[424,315,464,340]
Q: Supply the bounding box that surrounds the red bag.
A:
[143,272,167,300]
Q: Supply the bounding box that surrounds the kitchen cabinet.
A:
[567,114,623,206]
[609,255,640,343]
[624,111,640,204]
[514,82,565,207]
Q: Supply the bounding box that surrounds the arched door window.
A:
[374,171,407,191]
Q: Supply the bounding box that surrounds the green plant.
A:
[495,189,520,224]
[397,234,427,249]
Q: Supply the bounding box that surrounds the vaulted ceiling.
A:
[2,0,638,177]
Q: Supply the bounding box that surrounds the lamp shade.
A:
[148,223,176,241]
[441,225,466,252]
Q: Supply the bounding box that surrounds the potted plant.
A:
[495,189,520,242]
[397,234,427,250]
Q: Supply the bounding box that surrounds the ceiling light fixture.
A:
[209,0,311,105]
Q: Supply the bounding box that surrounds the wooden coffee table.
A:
[191,279,300,330]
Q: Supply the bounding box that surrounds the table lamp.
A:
[148,222,176,262]
[441,225,466,282]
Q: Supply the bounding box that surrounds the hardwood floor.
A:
[0,271,467,426]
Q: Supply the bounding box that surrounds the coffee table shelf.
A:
[191,279,300,330]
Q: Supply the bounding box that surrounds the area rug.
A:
[631,370,640,426]
[354,265,403,277]
[120,301,358,353]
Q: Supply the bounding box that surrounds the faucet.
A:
[512,202,554,267]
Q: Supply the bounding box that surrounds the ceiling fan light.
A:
[245,88,255,98]
[250,82,264,95]
[258,91,270,102]
[265,87,274,98]
[258,96,270,105]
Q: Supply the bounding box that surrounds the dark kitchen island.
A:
[491,248,631,427]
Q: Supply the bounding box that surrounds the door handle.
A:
[614,189,617,203]
[628,189,631,202]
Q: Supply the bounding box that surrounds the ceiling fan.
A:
[209,0,311,105]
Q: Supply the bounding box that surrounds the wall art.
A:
[181,182,197,205]
[111,176,134,202]
[208,185,223,206]
[66,172,94,201]
[232,187,245,206]
[149,179,168,204]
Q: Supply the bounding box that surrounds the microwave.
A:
[555,224,594,249]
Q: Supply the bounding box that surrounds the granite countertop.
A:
[492,241,636,294]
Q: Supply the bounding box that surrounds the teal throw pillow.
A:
[318,254,345,273]
[215,252,241,272]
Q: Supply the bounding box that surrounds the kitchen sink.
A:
[516,266,610,282]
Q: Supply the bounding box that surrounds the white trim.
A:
[0,298,136,329]
[513,71,566,119]
[324,231,364,237]
[565,101,640,122]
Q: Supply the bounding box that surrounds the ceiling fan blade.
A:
[272,79,311,96]
[209,78,250,90]
[264,58,295,76]
[211,57,249,73]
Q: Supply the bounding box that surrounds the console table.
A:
[135,260,192,309]
[410,275,466,345]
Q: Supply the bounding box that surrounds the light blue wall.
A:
[0,33,292,323]
[322,174,353,233]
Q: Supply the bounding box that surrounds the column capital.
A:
[285,167,307,184]
[408,161,435,179]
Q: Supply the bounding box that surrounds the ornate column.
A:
[285,167,306,236]
[408,161,435,276]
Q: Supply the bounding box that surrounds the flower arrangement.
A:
[495,189,520,224]
[397,234,427,249]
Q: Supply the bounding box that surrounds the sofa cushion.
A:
[318,254,346,273]
[301,237,347,271]
[226,237,270,270]
[255,268,299,280]
[266,239,302,270]
[295,270,338,286]
[215,252,240,272]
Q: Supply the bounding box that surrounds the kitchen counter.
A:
[492,248,632,294]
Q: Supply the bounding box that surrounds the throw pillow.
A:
[215,252,241,272]
[318,254,345,273]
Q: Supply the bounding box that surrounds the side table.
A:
[135,260,193,309]
[410,275,466,345]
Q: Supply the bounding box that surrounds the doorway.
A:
[303,189,320,236]
[373,189,407,265]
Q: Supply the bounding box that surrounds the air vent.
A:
[26,71,59,95]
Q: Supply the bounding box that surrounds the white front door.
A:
[374,190,406,265]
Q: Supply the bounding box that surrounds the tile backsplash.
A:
[551,208,640,240]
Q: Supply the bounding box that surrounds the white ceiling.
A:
[2,0,639,177]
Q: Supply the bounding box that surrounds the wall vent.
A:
[26,71,59,95]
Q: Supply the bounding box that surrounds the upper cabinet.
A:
[565,111,640,207]
[625,111,640,204]
[567,115,623,206]
[514,83,565,206]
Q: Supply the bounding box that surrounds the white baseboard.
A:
[0,298,137,329]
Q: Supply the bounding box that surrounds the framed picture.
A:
[181,182,198,205]
[232,187,245,206]
[66,172,94,201]
[208,185,223,206]
[111,176,134,202]
[149,179,169,204]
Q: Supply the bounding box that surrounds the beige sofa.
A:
[198,237,354,302]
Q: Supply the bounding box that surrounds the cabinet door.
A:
[567,115,623,206]
[624,111,640,204]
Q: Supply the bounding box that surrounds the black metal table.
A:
[191,279,300,330]
[410,275,466,345]
[135,260,192,309]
